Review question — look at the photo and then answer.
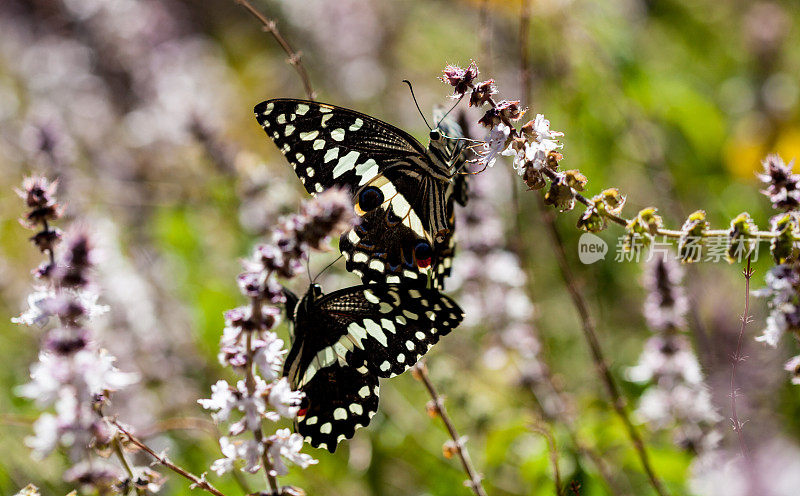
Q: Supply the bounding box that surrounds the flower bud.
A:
[770,213,798,264]
[727,212,758,263]
[679,210,708,263]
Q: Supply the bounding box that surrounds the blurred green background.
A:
[1,0,799,495]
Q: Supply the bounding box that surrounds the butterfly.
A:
[282,283,464,452]
[254,99,469,289]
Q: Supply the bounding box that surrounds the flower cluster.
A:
[751,152,800,384]
[759,154,800,211]
[440,63,566,190]
[12,177,142,490]
[753,263,800,383]
[200,188,355,486]
[441,62,632,231]
[440,63,560,179]
[628,255,720,454]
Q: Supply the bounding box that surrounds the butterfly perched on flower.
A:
[282,283,464,452]
[254,99,469,289]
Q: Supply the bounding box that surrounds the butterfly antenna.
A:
[312,254,344,283]
[402,80,432,130]
[435,94,464,129]
[305,257,313,284]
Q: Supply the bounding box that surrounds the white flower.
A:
[11,289,56,327]
[506,113,564,176]
[75,290,110,320]
[253,332,286,382]
[77,348,139,394]
[627,336,703,385]
[17,353,64,406]
[198,380,237,422]
[26,413,59,459]
[785,355,800,385]
[267,428,317,476]
[210,437,264,475]
[268,378,303,419]
[210,437,236,475]
[229,377,276,435]
[12,289,110,328]
[532,113,564,142]
[755,312,787,347]
[475,123,510,169]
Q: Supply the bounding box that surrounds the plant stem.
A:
[112,435,145,495]
[246,296,281,494]
[513,8,653,495]
[112,420,229,496]
[234,0,316,100]
[537,200,669,496]
[731,255,753,459]
[530,424,563,496]
[522,366,630,496]
[412,362,488,496]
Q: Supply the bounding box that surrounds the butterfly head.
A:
[305,284,324,306]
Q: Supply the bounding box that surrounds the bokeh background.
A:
[1,0,800,495]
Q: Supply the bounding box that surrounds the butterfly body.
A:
[255,99,468,288]
[282,283,464,452]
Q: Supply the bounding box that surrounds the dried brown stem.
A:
[512,9,644,495]
[112,420,228,496]
[537,200,669,496]
[234,0,316,100]
[412,361,488,496]
[730,255,753,459]
[522,366,630,496]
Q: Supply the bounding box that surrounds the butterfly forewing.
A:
[255,99,426,194]
[255,98,456,288]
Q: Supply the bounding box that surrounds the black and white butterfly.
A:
[282,283,464,452]
[254,99,469,289]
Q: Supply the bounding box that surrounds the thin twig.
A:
[234,0,316,100]
[730,255,753,459]
[412,361,488,496]
[530,423,563,496]
[519,0,532,105]
[536,200,669,496]
[522,367,630,496]
[478,0,492,75]
[112,420,228,496]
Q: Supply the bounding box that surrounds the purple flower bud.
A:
[43,327,90,355]
[55,231,95,289]
[759,154,800,211]
[29,228,62,254]
[440,61,479,97]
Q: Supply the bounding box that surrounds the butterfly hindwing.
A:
[283,284,463,452]
[296,353,379,453]
[316,285,463,378]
